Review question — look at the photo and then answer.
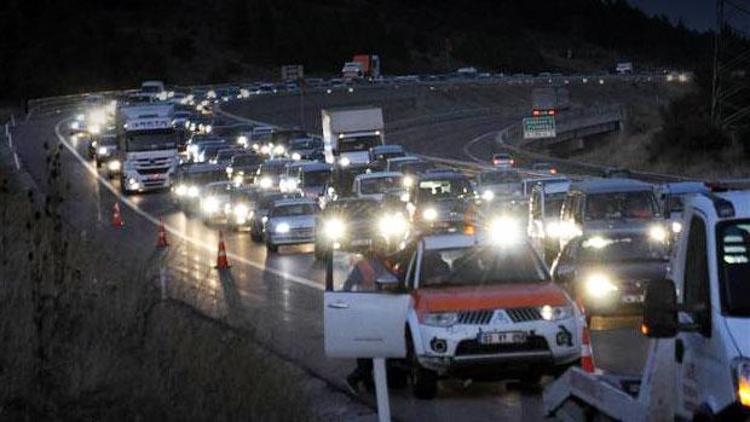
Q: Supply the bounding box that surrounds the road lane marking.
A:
[53,118,324,291]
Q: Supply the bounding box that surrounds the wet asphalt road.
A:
[11,93,649,421]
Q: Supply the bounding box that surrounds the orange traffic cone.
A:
[580,323,596,373]
[215,230,230,269]
[111,202,124,228]
[157,218,169,248]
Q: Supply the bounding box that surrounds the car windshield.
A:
[545,194,565,218]
[272,203,316,217]
[718,221,750,316]
[303,170,330,186]
[259,163,287,176]
[417,178,473,200]
[179,169,226,185]
[217,150,238,160]
[330,201,377,220]
[480,171,520,184]
[360,176,403,194]
[339,135,379,153]
[232,155,262,166]
[420,246,549,287]
[577,235,668,262]
[585,191,658,220]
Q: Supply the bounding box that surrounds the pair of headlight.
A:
[175,184,199,198]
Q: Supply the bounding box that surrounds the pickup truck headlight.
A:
[339,157,351,167]
[107,160,121,172]
[187,186,199,198]
[671,221,683,234]
[324,218,345,241]
[735,359,750,407]
[275,222,290,234]
[97,146,108,155]
[540,305,574,321]
[585,274,618,298]
[202,196,220,214]
[259,176,273,189]
[378,213,408,238]
[421,312,458,327]
[291,152,302,161]
[489,216,522,246]
[175,184,188,196]
[649,225,668,243]
[482,190,495,201]
[422,208,438,221]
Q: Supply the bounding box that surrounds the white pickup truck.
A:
[544,188,750,420]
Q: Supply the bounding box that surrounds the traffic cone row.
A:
[111,201,230,271]
[215,230,231,269]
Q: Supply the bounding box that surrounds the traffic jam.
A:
[67,80,750,419]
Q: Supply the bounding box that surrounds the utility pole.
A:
[711,0,724,127]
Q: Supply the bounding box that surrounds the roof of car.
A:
[387,156,420,163]
[355,171,403,181]
[287,161,332,171]
[569,178,653,194]
[371,145,404,152]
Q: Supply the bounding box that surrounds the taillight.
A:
[532,110,541,117]
[548,110,556,116]
[510,159,515,166]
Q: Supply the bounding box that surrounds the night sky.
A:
[627,0,716,32]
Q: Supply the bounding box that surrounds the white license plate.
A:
[622,294,644,304]
[478,331,526,345]
[351,239,372,246]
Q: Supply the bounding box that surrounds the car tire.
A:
[266,241,279,253]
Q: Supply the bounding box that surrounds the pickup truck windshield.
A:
[303,170,331,186]
[360,176,403,194]
[718,221,750,316]
[578,235,667,262]
[420,246,549,287]
[418,179,473,200]
[585,191,658,220]
[339,135,380,153]
[125,130,176,152]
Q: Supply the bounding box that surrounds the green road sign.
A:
[523,116,556,139]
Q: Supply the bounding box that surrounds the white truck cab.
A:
[545,189,750,420]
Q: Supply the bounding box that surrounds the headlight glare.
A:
[421,312,458,327]
[585,274,618,298]
[275,223,290,234]
[422,208,438,221]
[324,218,345,241]
[540,305,573,321]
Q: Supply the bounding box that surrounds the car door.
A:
[324,250,411,358]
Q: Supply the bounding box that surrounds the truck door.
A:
[676,215,728,417]
[324,251,411,358]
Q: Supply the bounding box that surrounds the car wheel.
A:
[408,337,438,400]
[266,241,279,253]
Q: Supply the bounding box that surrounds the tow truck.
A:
[544,188,750,420]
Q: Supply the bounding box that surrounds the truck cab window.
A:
[683,216,711,335]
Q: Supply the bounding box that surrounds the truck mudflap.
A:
[544,339,676,422]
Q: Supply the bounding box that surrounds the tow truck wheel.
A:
[407,338,437,399]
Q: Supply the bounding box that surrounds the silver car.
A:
[265,198,318,253]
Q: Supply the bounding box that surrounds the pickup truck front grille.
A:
[506,307,543,323]
[137,167,171,175]
[457,310,494,325]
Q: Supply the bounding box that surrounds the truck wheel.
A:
[266,241,279,253]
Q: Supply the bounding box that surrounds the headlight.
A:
[585,274,618,298]
[275,222,290,234]
[226,166,234,175]
[97,146,108,155]
[291,152,302,161]
[489,216,522,246]
[649,225,668,243]
[422,208,438,221]
[89,124,101,135]
[260,145,271,155]
[339,157,351,167]
[232,175,244,186]
[273,145,286,155]
[402,176,414,188]
[175,184,188,196]
[378,214,408,238]
[107,160,121,171]
[399,192,410,202]
[482,190,495,201]
[252,143,260,151]
[324,218,345,241]
[237,135,248,146]
[735,359,750,407]
[421,312,458,327]
[187,186,199,198]
[259,177,273,189]
[671,221,683,234]
[70,121,80,130]
[202,196,220,213]
[540,305,573,321]
[234,204,250,218]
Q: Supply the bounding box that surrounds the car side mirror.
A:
[642,279,678,338]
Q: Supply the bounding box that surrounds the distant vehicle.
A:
[93,133,121,179]
[531,161,558,175]
[407,170,476,233]
[531,87,570,116]
[558,178,665,249]
[226,153,263,186]
[521,176,570,197]
[368,145,405,170]
[615,61,634,74]
[265,198,318,253]
[117,103,179,194]
[456,67,478,78]
[475,169,522,202]
[281,161,332,199]
[491,152,515,168]
[341,61,364,82]
[172,163,227,214]
[527,179,572,263]
[551,230,669,323]
[351,54,381,80]
[255,159,294,190]
[288,137,324,161]
[249,191,304,242]
[322,107,385,168]
[227,187,260,230]
[140,81,166,101]
[199,181,236,224]
[602,167,632,179]
[657,182,709,237]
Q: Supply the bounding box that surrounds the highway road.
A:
[11,88,650,421]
